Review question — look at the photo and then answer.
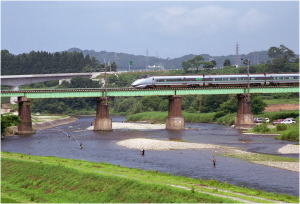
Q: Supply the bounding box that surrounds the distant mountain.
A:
[67,48,270,70]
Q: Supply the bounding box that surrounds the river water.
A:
[2,116,299,196]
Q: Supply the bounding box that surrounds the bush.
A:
[276,124,287,131]
[257,110,299,121]
[253,124,270,133]
[183,112,216,123]
[216,113,236,126]
[1,114,20,134]
[277,126,299,142]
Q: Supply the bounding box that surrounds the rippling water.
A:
[2,116,299,196]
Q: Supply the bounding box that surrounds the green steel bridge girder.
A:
[1,87,299,99]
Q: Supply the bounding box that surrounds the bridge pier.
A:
[166,96,184,130]
[10,86,19,104]
[235,94,255,129]
[94,97,112,131]
[17,97,35,135]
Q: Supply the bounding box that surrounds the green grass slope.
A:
[1,152,298,203]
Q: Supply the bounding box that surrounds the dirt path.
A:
[264,104,299,112]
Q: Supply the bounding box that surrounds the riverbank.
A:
[116,138,299,172]
[247,123,299,142]
[33,116,77,130]
[2,152,298,203]
[4,115,77,136]
[126,111,235,126]
[126,111,299,141]
[87,121,299,164]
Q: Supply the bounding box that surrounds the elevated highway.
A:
[0,72,103,87]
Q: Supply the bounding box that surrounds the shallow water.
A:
[2,116,299,196]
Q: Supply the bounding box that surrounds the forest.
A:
[1,50,116,75]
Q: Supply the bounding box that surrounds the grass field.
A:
[1,152,298,203]
[263,98,299,105]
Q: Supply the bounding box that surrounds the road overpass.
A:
[1,86,298,134]
[0,72,104,87]
[0,72,108,103]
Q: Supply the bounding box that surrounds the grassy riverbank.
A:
[2,152,298,203]
[250,123,299,142]
[249,110,299,142]
[127,111,299,142]
[126,111,236,126]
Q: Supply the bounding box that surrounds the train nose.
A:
[131,79,142,87]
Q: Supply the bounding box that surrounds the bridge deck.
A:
[1,86,298,98]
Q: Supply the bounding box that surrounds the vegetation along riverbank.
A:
[126,110,299,141]
[1,152,299,203]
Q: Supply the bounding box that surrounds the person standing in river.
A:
[141,149,145,156]
[212,155,216,168]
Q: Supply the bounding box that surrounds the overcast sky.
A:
[1,1,299,58]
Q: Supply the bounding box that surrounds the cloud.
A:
[143,6,234,34]
[143,6,270,36]
[237,9,270,32]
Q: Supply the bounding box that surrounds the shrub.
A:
[276,124,287,131]
[1,114,20,134]
[216,113,236,126]
[257,110,299,121]
[253,124,270,133]
[278,126,299,142]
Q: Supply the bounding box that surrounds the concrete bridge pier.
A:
[94,97,112,131]
[17,97,35,135]
[166,96,184,130]
[235,94,255,129]
[10,86,19,104]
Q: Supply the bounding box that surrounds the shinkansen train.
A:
[131,73,299,88]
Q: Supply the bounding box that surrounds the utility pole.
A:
[103,58,107,95]
[241,58,250,93]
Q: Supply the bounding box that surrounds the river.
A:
[2,116,299,196]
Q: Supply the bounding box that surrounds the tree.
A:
[203,61,215,69]
[211,60,217,67]
[1,114,20,134]
[1,50,101,75]
[251,96,267,114]
[223,59,231,66]
[268,45,295,63]
[111,62,117,72]
[181,55,205,73]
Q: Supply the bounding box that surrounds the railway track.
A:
[1,85,298,93]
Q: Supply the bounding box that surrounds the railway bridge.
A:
[1,86,298,134]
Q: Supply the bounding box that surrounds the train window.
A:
[230,78,237,81]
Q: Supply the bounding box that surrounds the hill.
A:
[68,48,270,70]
